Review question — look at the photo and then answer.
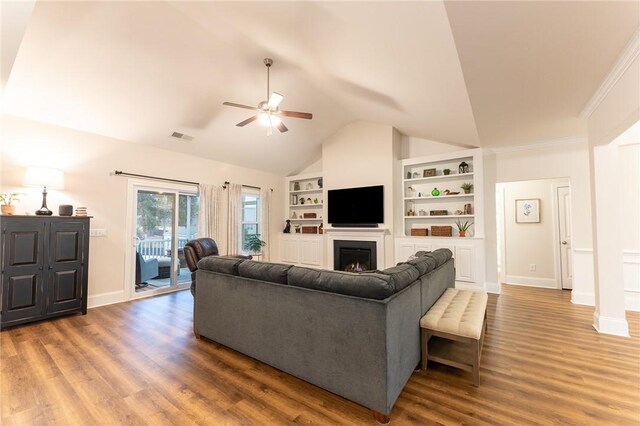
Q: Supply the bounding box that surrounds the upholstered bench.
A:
[420,288,488,386]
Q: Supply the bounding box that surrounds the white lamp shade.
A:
[24,167,65,190]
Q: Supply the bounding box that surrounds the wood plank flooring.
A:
[1,284,639,425]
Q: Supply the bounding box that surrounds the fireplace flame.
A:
[345,261,367,273]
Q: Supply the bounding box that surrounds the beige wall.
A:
[619,143,640,251]
[321,121,398,267]
[0,114,285,306]
[502,178,569,288]
[400,135,462,159]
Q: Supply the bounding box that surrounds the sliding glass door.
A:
[132,184,198,295]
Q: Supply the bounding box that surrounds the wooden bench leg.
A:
[373,411,390,424]
[421,328,429,371]
[471,338,480,386]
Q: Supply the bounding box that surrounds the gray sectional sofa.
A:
[193,249,455,421]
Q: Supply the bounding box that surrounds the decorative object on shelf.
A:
[292,194,298,205]
[418,209,426,216]
[244,234,267,255]
[294,225,301,233]
[0,192,23,216]
[423,168,436,177]
[412,172,420,178]
[75,207,88,216]
[516,199,540,223]
[293,181,300,191]
[455,220,473,237]
[283,220,291,233]
[300,197,305,205]
[291,211,297,219]
[406,186,416,197]
[431,225,453,237]
[406,171,412,179]
[431,188,440,196]
[443,168,451,175]
[459,162,469,174]
[454,210,463,215]
[59,205,73,216]
[443,189,460,195]
[410,228,428,236]
[418,192,422,197]
[24,166,65,216]
[317,177,323,188]
[318,223,324,234]
[461,182,473,194]
[306,197,312,204]
[303,212,317,219]
[313,198,319,204]
[302,226,318,234]
[430,210,448,216]
[464,203,473,215]
[305,183,313,190]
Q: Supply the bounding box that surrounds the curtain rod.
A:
[223,181,273,191]
[113,170,199,186]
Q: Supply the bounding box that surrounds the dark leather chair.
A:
[184,238,251,295]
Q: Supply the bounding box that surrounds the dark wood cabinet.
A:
[1,216,90,329]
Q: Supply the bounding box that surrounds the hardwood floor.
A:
[2,285,639,425]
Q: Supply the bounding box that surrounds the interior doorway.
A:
[126,180,199,298]
[556,185,572,289]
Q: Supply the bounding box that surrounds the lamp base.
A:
[35,207,53,216]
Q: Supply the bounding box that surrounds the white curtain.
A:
[260,187,272,261]
[227,183,243,255]
[197,184,223,242]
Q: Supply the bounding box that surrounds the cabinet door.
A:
[396,243,416,263]
[454,245,475,282]
[299,239,322,266]
[280,237,299,264]
[46,220,86,314]
[1,218,46,325]
[415,243,433,253]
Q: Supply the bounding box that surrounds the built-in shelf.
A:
[289,203,323,207]
[405,172,474,183]
[289,218,323,222]
[404,215,474,219]
[404,194,473,201]
[290,189,323,194]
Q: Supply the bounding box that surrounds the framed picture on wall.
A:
[516,199,540,223]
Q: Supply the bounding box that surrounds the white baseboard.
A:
[88,290,126,309]
[505,275,558,289]
[571,291,595,306]
[455,281,484,292]
[485,281,501,294]
[593,312,630,337]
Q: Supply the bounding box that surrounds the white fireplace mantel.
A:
[325,227,387,270]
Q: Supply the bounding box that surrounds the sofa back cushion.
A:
[239,260,292,285]
[380,264,420,292]
[404,256,438,275]
[288,267,394,300]
[198,256,246,276]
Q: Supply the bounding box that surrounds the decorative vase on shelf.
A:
[431,188,440,196]
[293,182,300,191]
[318,178,323,188]
[459,230,466,237]
[1,205,15,215]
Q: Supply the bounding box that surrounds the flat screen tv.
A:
[328,185,384,227]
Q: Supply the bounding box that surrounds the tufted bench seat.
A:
[420,288,488,386]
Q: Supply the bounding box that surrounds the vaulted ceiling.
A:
[2,1,638,175]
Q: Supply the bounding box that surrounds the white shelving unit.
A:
[285,173,324,231]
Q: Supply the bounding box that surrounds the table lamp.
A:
[24,167,65,216]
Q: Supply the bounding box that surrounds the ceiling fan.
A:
[223,58,313,134]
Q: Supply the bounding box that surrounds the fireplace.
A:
[333,240,377,272]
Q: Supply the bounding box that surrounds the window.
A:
[240,189,261,254]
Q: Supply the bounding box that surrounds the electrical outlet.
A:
[529,264,536,272]
[90,229,107,237]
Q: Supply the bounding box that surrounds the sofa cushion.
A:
[405,256,438,276]
[380,264,420,292]
[238,260,292,285]
[414,248,452,268]
[197,256,246,276]
[288,267,395,300]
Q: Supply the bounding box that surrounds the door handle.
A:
[561,241,568,245]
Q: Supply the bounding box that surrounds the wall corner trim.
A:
[88,290,126,309]
[592,312,630,337]
[579,29,640,120]
[485,282,501,294]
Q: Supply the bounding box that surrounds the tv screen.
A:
[328,185,384,227]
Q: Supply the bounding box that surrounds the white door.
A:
[557,186,573,289]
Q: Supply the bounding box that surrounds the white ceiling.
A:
[2,1,638,175]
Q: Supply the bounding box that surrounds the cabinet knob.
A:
[561,241,568,245]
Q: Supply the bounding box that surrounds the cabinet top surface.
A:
[1,215,92,219]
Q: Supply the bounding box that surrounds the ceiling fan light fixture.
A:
[258,112,281,127]
[267,92,284,109]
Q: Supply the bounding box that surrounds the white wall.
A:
[321,121,398,267]
[619,136,640,311]
[501,178,569,289]
[400,135,463,159]
[491,140,594,303]
[0,114,285,307]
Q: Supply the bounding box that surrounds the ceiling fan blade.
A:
[236,115,258,127]
[276,121,288,133]
[280,110,313,120]
[267,92,284,109]
[223,102,258,111]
